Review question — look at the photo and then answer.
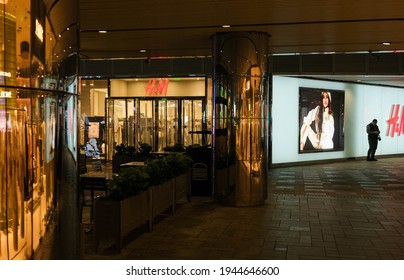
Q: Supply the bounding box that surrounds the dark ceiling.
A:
[78,0,404,59]
[48,0,404,86]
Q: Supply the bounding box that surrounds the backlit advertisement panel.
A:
[299,87,345,153]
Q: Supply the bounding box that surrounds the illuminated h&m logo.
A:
[386,104,404,137]
[145,78,169,96]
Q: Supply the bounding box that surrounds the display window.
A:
[0,1,61,259]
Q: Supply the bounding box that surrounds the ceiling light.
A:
[382,42,391,46]
[99,30,107,34]
[139,49,147,53]
[222,24,231,28]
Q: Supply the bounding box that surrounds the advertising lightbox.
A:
[299,87,345,153]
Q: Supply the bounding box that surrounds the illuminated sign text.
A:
[145,78,169,96]
[386,104,404,137]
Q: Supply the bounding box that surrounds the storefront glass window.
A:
[80,79,108,162]
[1,0,62,259]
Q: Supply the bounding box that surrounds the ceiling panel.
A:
[74,0,404,86]
[78,0,404,58]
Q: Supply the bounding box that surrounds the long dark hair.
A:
[316,91,333,134]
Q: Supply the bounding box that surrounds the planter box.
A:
[93,175,192,252]
[94,190,151,253]
[151,179,174,228]
[174,171,191,213]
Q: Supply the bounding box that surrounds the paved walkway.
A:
[84,157,404,260]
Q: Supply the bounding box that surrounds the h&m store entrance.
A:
[80,77,212,161]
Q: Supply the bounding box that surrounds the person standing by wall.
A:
[366,119,381,161]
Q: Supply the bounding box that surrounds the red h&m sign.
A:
[386,104,404,137]
[145,78,170,96]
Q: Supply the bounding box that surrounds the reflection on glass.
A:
[138,100,154,147]
[106,99,115,160]
[0,107,27,260]
[158,100,167,150]
[127,99,135,147]
[182,100,203,146]
[157,99,178,150]
[167,100,178,147]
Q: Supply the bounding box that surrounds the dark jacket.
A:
[366,122,380,140]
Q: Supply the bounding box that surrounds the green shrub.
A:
[164,153,193,176]
[146,157,175,186]
[114,143,152,161]
[107,166,150,200]
[163,143,186,152]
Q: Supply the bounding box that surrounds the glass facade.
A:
[80,77,212,162]
[0,1,76,259]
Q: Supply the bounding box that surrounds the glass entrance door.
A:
[106,98,209,154]
[137,100,154,148]
[157,100,178,150]
[182,99,203,146]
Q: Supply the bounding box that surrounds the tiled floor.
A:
[83,157,404,260]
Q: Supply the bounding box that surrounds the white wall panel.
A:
[272,76,404,164]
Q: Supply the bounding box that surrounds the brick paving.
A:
[84,157,404,260]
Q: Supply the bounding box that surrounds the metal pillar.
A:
[212,32,270,206]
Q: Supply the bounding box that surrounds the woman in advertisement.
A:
[300,91,334,151]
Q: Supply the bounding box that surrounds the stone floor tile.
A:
[82,157,404,260]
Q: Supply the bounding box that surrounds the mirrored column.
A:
[212,32,270,206]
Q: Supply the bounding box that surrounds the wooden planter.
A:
[151,179,174,229]
[94,190,151,253]
[93,174,192,252]
[173,171,191,213]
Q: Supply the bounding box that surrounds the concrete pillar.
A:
[212,32,270,206]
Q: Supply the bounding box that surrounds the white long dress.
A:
[301,106,334,150]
